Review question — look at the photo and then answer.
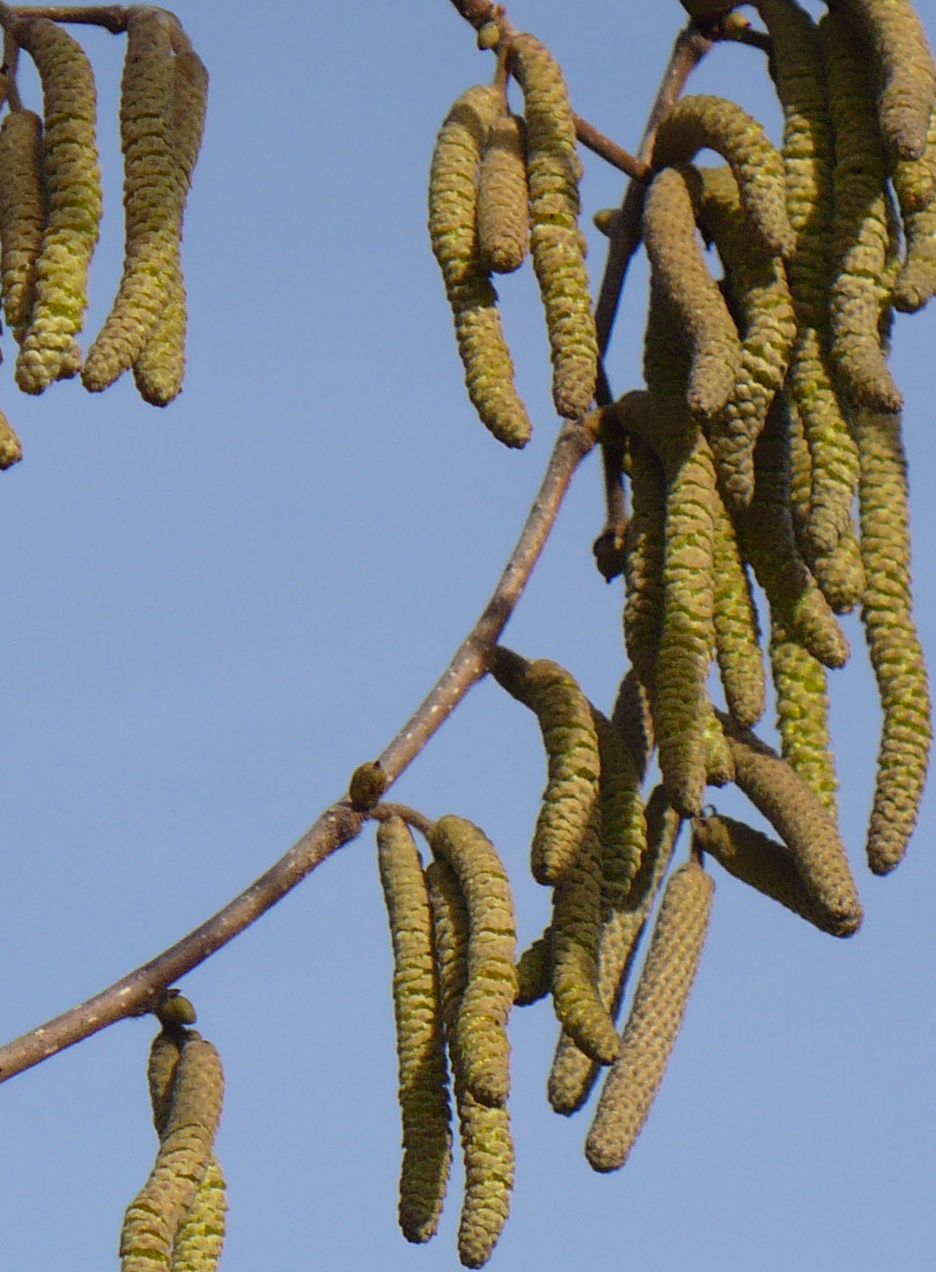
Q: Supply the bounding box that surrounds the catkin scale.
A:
[428,84,532,448]
[429,816,517,1107]
[170,1156,227,1272]
[585,860,714,1172]
[14,17,102,393]
[0,109,46,334]
[477,113,529,274]
[377,816,452,1244]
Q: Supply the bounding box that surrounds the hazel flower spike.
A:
[0,109,46,336]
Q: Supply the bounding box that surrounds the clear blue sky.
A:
[2,2,934,1269]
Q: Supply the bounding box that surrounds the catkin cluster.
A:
[0,7,207,465]
[428,32,597,447]
[120,1004,226,1272]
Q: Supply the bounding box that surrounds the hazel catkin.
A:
[0,109,46,335]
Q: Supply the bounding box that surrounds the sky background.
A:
[1,1,935,1269]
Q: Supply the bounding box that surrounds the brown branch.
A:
[574,112,647,179]
[0,417,595,1085]
[5,5,128,31]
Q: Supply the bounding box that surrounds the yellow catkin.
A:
[477,112,529,275]
[550,807,621,1065]
[121,1031,225,1272]
[132,45,209,406]
[427,83,532,448]
[853,409,933,873]
[641,166,741,419]
[491,651,601,885]
[711,492,765,729]
[170,1156,227,1272]
[83,9,182,393]
[697,165,796,511]
[891,103,936,215]
[585,859,714,1172]
[429,815,517,1107]
[692,812,849,936]
[510,33,598,419]
[548,784,679,1116]
[835,0,936,161]
[611,669,655,785]
[893,108,936,312]
[821,9,903,414]
[0,408,23,469]
[14,17,102,394]
[376,816,452,1244]
[593,708,647,910]
[0,109,46,333]
[426,858,514,1271]
[718,713,863,934]
[642,275,691,399]
[514,932,551,1005]
[768,614,838,816]
[652,94,795,258]
[622,435,667,688]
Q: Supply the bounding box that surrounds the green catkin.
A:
[593,709,647,909]
[427,83,532,448]
[429,816,517,1107]
[133,46,209,406]
[835,0,936,161]
[651,94,795,258]
[83,10,182,393]
[585,859,714,1173]
[170,1156,227,1272]
[622,435,667,689]
[891,104,936,215]
[550,807,621,1065]
[739,393,850,669]
[703,699,736,786]
[893,109,936,311]
[821,9,904,414]
[692,812,852,936]
[697,165,797,511]
[426,859,514,1270]
[718,713,863,934]
[642,276,691,399]
[121,1033,225,1272]
[0,109,46,333]
[641,166,742,420]
[810,527,867,615]
[768,614,838,816]
[548,784,680,1116]
[611,669,655,785]
[514,933,551,1005]
[477,112,529,275]
[376,816,452,1244]
[510,33,598,419]
[14,17,101,393]
[711,492,765,729]
[853,409,933,874]
[491,653,601,885]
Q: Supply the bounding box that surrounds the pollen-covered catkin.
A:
[718,713,863,935]
[611,669,655,785]
[14,17,102,393]
[641,166,741,420]
[83,8,181,393]
[854,409,932,874]
[477,113,529,274]
[768,614,838,816]
[0,109,46,334]
[622,436,667,687]
[120,1032,225,1272]
[711,493,765,729]
[170,1155,227,1272]
[428,83,532,448]
[429,816,517,1107]
[426,859,514,1270]
[585,859,714,1173]
[132,45,209,406]
[652,95,795,258]
[377,816,452,1243]
[893,108,936,312]
[510,33,598,419]
[491,651,601,885]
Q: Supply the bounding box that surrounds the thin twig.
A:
[574,112,648,179]
[6,5,128,31]
[0,418,595,1084]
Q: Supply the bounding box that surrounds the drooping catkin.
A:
[893,108,936,312]
[0,409,23,470]
[651,94,795,258]
[622,435,667,688]
[132,45,209,406]
[510,33,597,420]
[611,669,655,785]
[718,713,863,935]
[429,815,517,1107]
[0,109,46,334]
[821,8,904,414]
[693,811,847,936]
[83,9,182,393]
[170,1155,227,1272]
[514,932,551,1006]
[477,112,529,275]
[426,858,514,1271]
[768,613,838,816]
[376,816,452,1244]
[427,83,532,448]
[853,409,932,874]
[491,651,601,885]
[641,165,741,420]
[711,492,765,729]
[121,1031,225,1272]
[14,17,102,393]
[585,859,714,1173]
[547,784,679,1117]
